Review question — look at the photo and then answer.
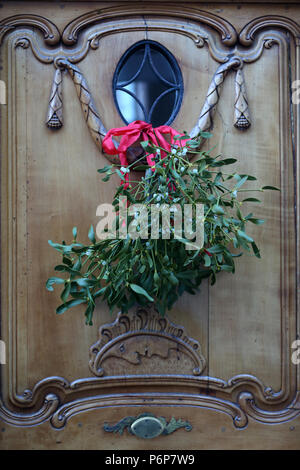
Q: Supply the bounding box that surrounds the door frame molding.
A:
[0,7,299,430]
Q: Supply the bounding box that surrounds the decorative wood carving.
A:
[5,10,254,164]
[54,58,108,154]
[0,394,60,427]
[190,56,241,137]
[234,68,251,130]
[6,17,234,65]
[46,68,63,129]
[0,11,299,432]
[238,391,300,425]
[2,371,300,429]
[49,55,249,160]
[4,372,287,406]
[61,5,237,47]
[239,15,300,46]
[50,391,250,430]
[89,308,206,377]
[103,412,192,438]
[0,14,61,46]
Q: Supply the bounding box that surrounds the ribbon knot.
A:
[102,120,187,187]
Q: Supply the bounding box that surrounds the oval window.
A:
[113,40,183,127]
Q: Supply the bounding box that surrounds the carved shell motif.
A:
[89,308,206,377]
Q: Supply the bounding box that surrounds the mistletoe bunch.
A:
[47,131,278,324]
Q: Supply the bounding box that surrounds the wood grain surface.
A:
[0,1,299,450]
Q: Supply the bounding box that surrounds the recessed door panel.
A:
[0,3,299,449]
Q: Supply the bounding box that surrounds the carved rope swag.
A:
[46,54,251,160]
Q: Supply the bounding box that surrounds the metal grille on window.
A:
[113,40,183,127]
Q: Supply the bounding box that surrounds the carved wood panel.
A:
[89,308,206,377]
[0,2,299,448]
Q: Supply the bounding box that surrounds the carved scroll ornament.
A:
[0,14,60,46]
[89,308,206,377]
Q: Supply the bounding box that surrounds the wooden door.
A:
[0,2,299,450]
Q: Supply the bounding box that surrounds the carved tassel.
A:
[46,68,63,129]
[234,68,251,130]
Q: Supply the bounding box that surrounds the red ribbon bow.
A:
[102,120,188,187]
